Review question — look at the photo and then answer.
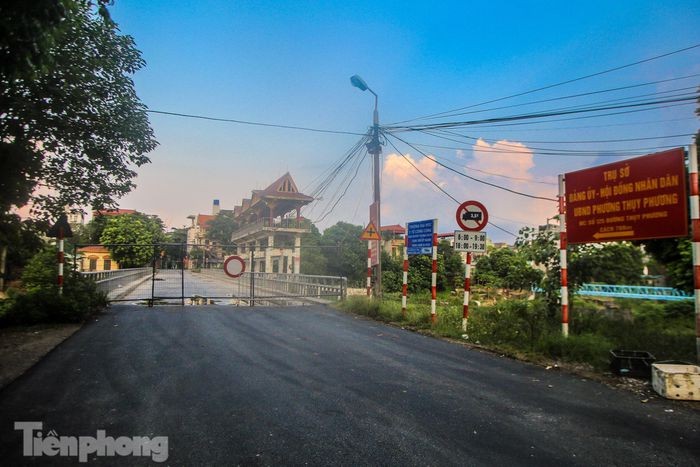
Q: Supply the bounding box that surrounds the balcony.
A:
[231,217,311,242]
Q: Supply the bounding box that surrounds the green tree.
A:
[570,242,644,285]
[640,238,692,292]
[1,0,157,219]
[474,247,543,293]
[320,222,366,285]
[99,214,164,268]
[300,224,327,275]
[205,212,239,253]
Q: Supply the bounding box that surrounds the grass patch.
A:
[337,290,697,372]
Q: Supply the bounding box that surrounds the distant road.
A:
[1,305,698,465]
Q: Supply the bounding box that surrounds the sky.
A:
[107,0,700,242]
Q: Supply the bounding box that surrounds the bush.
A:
[537,333,613,370]
[0,247,107,326]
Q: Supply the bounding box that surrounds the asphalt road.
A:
[1,305,698,465]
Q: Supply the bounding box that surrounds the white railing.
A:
[81,268,151,296]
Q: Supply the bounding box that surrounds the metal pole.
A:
[369,98,382,299]
[558,174,569,337]
[688,143,700,362]
[401,244,408,317]
[430,219,438,324]
[57,230,64,295]
[462,252,472,332]
[250,247,255,307]
[150,244,156,307]
[366,240,372,297]
[181,243,185,306]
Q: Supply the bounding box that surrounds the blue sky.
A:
[110,0,700,242]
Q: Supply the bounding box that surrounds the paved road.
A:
[1,305,698,465]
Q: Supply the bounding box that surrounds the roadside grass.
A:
[337,290,696,372]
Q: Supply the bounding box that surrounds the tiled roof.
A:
[77,245,111,254]
[93,209,137,217]
[197,214,215,228]
[381,224,405,234]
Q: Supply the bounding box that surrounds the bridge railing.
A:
[577,283,693,301]
[249,272,347,302]
[81,268,152,299]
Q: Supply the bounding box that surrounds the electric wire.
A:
[386,95,697,132]
[392,43,700,124]
[408,77,700,121]
[386,132,558,202]
[146,109,365,136]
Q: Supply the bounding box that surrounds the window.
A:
[89,258,97,271]
[103,259,112,271]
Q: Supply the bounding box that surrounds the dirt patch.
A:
[0,323,81,389]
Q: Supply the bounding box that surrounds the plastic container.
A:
[651,363,700,401]
[609,349,655,378]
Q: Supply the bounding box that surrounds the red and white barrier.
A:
[366,240,372,297]
[558,174,569,337]
[430,219,438,324]
[57,236,64,295]
[401,246,408,316]
[689,143,700,361]
[462,252,472,332]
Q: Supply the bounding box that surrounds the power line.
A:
[429,128,694,145]
[407,75,700,122]
[392,43,700,124]
[386,95,697,132]
[426,153,557,186]
[456,116,697,133]
[385,132,558,201]
[146,109,365,136]
[383,136,518,237]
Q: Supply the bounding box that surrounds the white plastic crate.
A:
[651,363,700,401]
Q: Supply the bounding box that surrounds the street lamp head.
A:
[350,75,369,92]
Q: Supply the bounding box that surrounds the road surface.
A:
[1,305,698,465]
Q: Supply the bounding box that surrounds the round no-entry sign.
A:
[223,255,246,278]
[456,200,489,231]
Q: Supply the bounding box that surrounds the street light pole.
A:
[351,75,382,298]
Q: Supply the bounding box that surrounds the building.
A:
[380,224,406,258]
[76,245,119,272]
[229,173,313,274]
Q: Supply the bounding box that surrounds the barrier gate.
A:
[75,243,347,306]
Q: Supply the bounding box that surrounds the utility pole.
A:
[351,75,383,297]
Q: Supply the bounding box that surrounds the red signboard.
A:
[565,148,688,244]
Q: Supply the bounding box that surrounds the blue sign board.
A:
[406,219,435,255]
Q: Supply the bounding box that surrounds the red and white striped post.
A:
[688,143,700,362]
[462,252,472,332]
[430,219,438,324]
[558,174,569,337]
[57,228,65,295]
[401,245,408,317]
[366,240,372,297]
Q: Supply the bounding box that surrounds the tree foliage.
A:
[99,214,165,268]
[205,212,239,246]
[474,247,543,292]
[1,0,157,218]
[569,242,644,286]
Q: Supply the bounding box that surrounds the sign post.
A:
[47,214,74,296]
[454,201,489,333]
[360,222,381,298]
[689,144,700,362]
[223,255,246,278]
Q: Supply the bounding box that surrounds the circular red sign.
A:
[456,200,489,231]
[223,255,246,278]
